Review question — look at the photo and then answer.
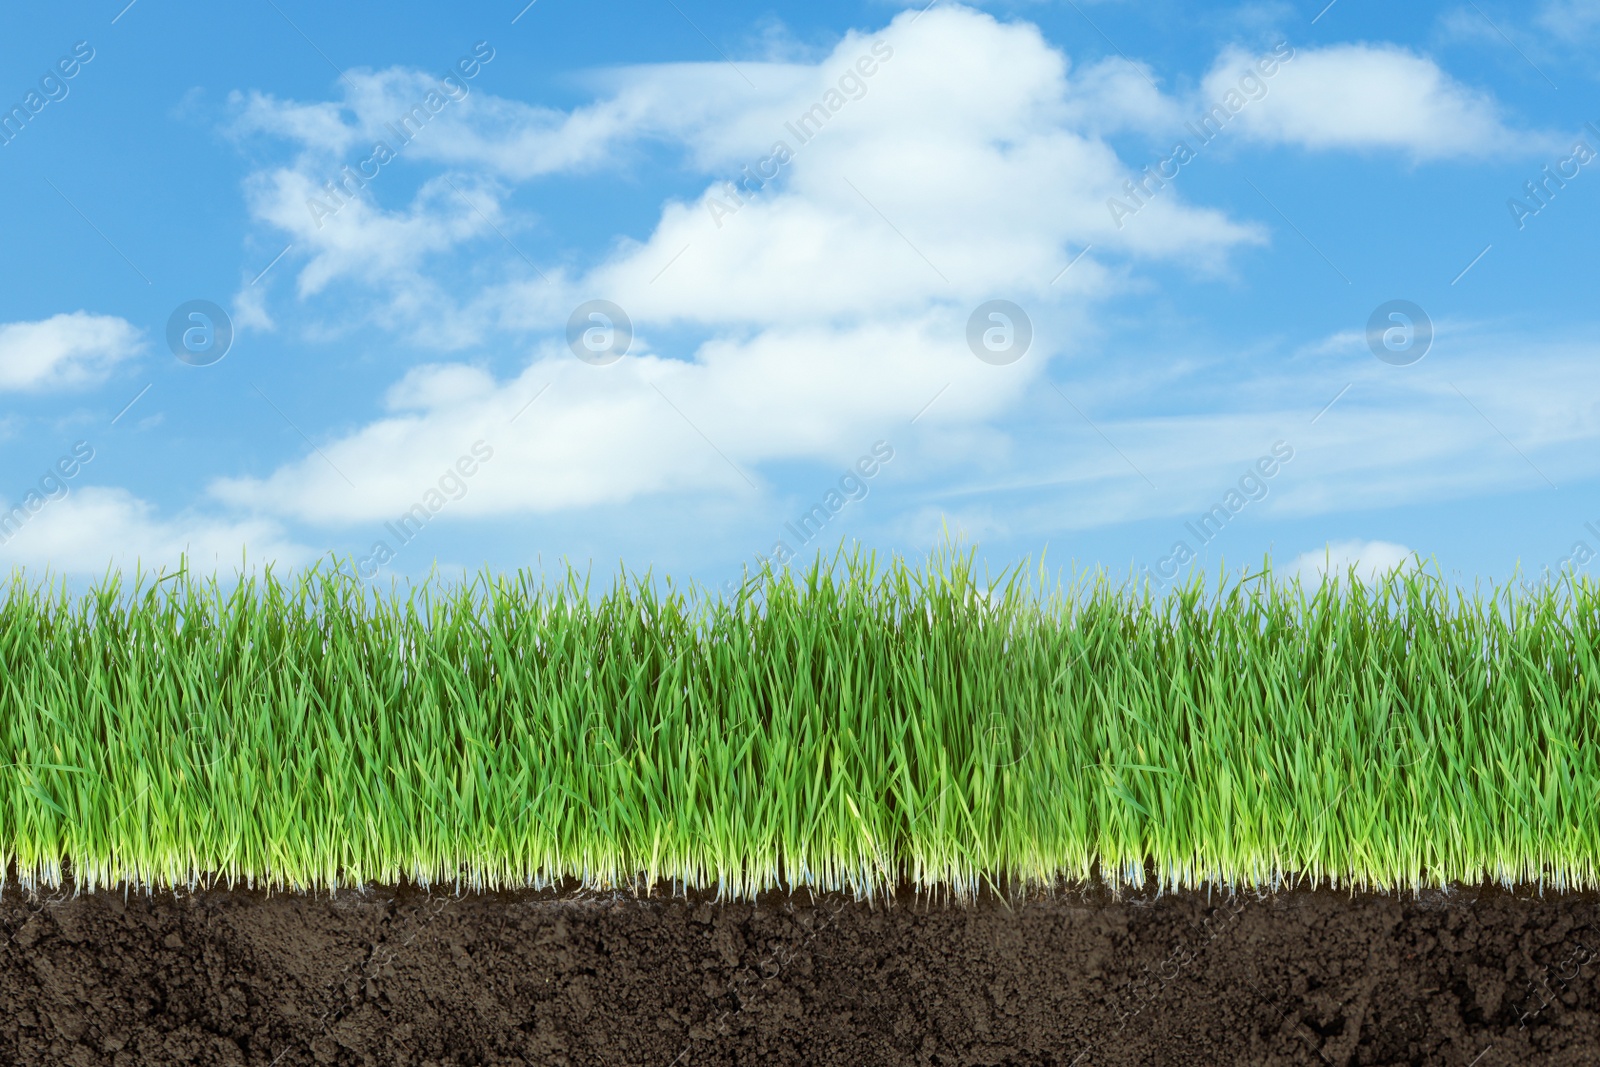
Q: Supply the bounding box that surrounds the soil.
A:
[4,880,1600,1065]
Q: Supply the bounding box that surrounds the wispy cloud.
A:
[0,312,144,393]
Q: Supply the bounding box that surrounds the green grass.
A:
[2,546,1597,898]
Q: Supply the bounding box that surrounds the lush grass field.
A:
[2,548,1597,897]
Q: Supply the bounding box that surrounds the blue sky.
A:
[2,0,1598,591]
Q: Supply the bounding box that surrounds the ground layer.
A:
[4,885,1600,1065]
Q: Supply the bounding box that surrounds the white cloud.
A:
[239,8,1265,322]
[209,6,1573,547]
[231,279,275,333]
[1057,57,1182,137]
[210,310,1041,523]
[1202,43,1540,160]
[237,167,508,349]
[0,487,315,575]
[243,168,497,300]
[0,313,144,393]
[889,329,1600,554]
[215,6,1270,523]
[1537,0,1600,42]
[1286,539,1418,586]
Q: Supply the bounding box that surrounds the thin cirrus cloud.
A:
[0,312,144,393]
[1536,0,1600,41]
[1440,1,1600,55]
[932,333,1600,546]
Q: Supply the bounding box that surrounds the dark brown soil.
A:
[4,881,1600,1065]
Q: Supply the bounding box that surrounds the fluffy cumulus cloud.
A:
[198,5,1572,549]
[217,6,1273,523]
[210,311,1037,523]
[233,7,1273,319]
[0,312,144,392]
[1286,539,1418,586]
[1202,42,1538,159]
